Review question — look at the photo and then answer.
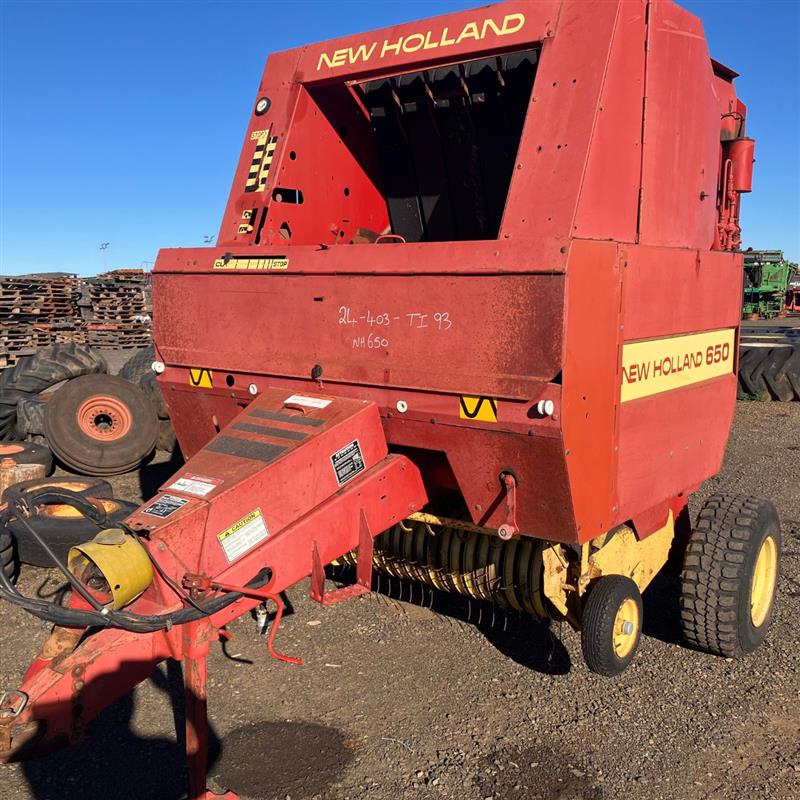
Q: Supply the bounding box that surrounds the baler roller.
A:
[340,517,550,617]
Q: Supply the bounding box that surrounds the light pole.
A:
[99,242,110,270]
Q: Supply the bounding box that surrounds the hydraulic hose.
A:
[0,495,271,633]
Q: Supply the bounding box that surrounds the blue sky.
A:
[1,0,797,276]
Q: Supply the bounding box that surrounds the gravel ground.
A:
[0,401,798,800]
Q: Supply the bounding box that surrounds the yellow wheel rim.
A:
[750,536,778,628]
[612,597,639,658]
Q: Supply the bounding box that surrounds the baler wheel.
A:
[580,575,643,676]
[680,494,781,657]
[44,374,158,476]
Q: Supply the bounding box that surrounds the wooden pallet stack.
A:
[0,270,153,370]
[80,269,152,349]
[0,275,81,367]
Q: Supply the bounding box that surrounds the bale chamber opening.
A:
[292,48,539,245]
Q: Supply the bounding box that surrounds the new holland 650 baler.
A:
[0,2,781,798]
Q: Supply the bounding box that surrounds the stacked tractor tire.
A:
[0,342,175,472]
[0,343,174,581]
[737,345,800,401]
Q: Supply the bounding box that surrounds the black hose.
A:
[0,560,270,633]
[9,511,107,612]
[0,495,271,632]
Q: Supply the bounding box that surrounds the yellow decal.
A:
[316,12,526,71]
[189,368,213,388]
[621,328,736,402]
[245,126,278,193]
[238,209,255,235]
[459,395,498,423]
[212,256,289,271]
[217,508,269,563]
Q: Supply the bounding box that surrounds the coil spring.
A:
[341,519,549,617]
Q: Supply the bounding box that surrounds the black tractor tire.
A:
[1,527,17,584]
[581,575,643,676]
[140,371,170,419]
[16,395,48,436]
[680,494,781,658]
[156,419,177,453]
[737,346,770,400]
[118,345,155,383]
[762,346,795,401]
[44,374,158,476]
[783,347,800,398]
[7,498,138,566]
[0,344,107,440]
[2,476,113,505]
[0,441,53,473]
[0,389,27,439]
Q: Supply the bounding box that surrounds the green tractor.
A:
[742,250,797,319]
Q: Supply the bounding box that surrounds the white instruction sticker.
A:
[284,394,332,409]
[168,473,222,498]
[217,509,269,563]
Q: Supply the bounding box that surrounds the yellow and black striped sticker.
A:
[189,368,213,388]
[459,396,498,422]
[245,127,278,193]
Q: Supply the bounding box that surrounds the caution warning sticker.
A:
[459,396,498,422]
[217,509,269,563]
[189,368,213,388]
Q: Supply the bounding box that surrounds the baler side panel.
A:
[638,0,720,249]
[572,1,646,243]
[617,375,736,517]
[383,417,576,541]
[152,272,564,400]
[254,84,391,249]
[616,247,741,524]
[622,247,743,340]
[561,240,623,543]
[500,0,621,261]
[219,49,302,247]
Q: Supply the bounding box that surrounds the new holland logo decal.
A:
[316,13,526,71]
